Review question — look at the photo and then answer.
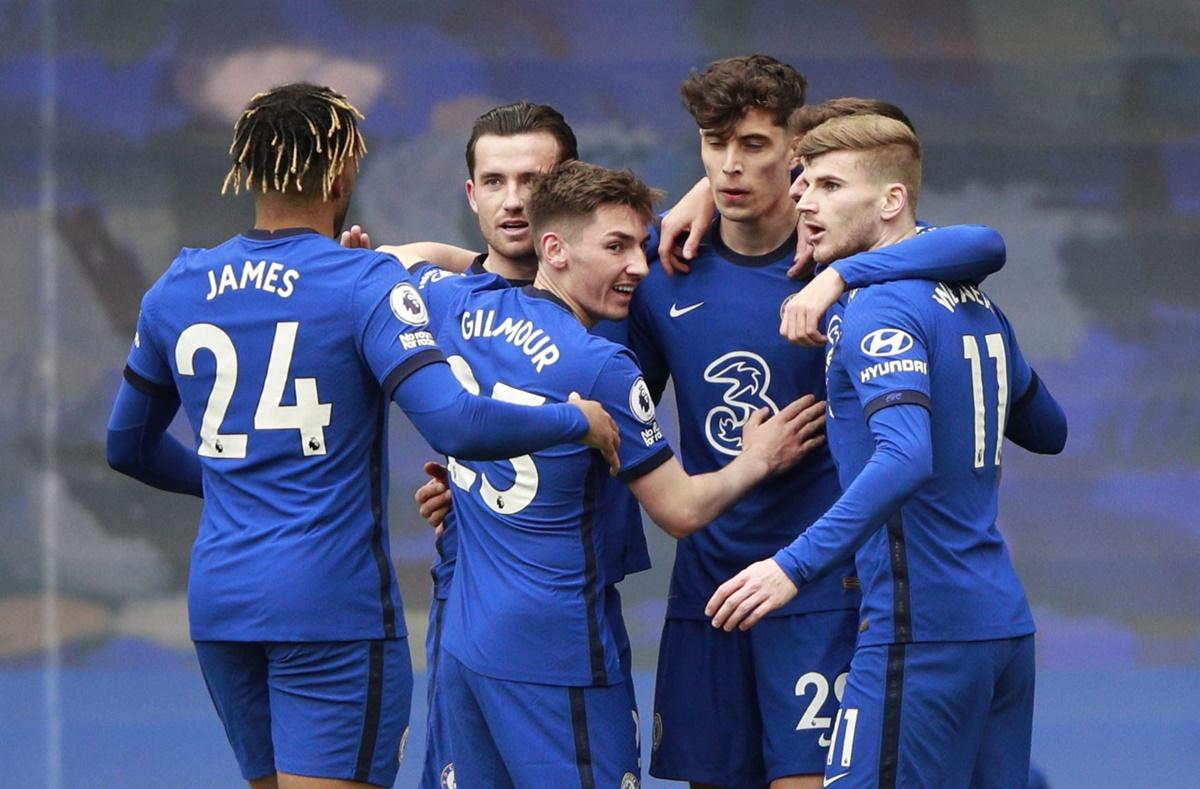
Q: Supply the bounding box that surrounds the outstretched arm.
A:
[377,242,478,273]
[392,360,621,473]
[781,225,1006,346]
[340,224,479,273]
[630,395,826,537]
[706,402,932,630]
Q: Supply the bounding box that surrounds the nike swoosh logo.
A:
[823,774,849,787]
[669,301,704,318]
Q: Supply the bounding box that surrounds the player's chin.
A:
[489,234,534,260]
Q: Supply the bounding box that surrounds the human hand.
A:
[657,177,713,276]
[339,224,372,249]
[415,461,452,538]
[568,392,621,475]
[705,558,799,631]
[740,394,826,475]
[779,267,845,346]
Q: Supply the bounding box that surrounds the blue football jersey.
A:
[123,228,444,641]
[820,275,1037,645]
[628,222,858,619]
[417,273,673,686]
[423,258,651,600]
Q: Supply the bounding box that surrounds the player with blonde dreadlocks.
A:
[105,81,621,789]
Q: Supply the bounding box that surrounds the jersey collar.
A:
[243,227,322,240]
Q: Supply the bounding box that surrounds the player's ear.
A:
[787,135,802,171]
[880,182,908,221]
[465,179,480,214]
[540,231,568,271]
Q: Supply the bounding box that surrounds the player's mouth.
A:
[804,221,826,245]
[718,188,751,203]
[612,281,639,298]
[498,220,529,238]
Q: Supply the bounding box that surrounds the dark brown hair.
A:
[680,54,807,139]
[465,101,579,177]
[222,82,366,201]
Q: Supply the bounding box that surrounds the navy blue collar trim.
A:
[522,285,573,313]
[472,254,536,286]
[709,218,797,268]
[243,227,322,240]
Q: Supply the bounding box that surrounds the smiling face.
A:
[699,107,796,224]
[554,203,651,326]
[791,149,890,264]
[466,131,564,262]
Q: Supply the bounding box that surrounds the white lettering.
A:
[217,264,238,297]
[262,261,284,294]
[205,261,302,301]
[458,308,560,372]
[277,269,300,298]
[932,281,993,314]
[859,358,929,383]
[240,260,266,290]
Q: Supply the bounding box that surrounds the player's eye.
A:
[608,242,624,253]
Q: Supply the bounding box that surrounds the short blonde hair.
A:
[798,114,922,210]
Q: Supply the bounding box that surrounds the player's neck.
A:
[870,218,919,251]
[532,271,593,328]
[483,248,539,282]
[254,197,335,238]
[717,193,796,257]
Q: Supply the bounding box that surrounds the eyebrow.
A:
[605,231,640,243]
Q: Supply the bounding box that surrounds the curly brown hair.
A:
[680,54,807,139]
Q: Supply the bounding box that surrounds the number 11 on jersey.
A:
[962,333,1008,469]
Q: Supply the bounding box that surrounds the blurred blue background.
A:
[2,1,1198,786]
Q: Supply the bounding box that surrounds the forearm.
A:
[1005,371,1067,454]
[832,225,1005,288]
[393,361,587,460]
[639,451,769,538]
[106,381,203,497]
[774,405,932,585]
[377,242,476,272]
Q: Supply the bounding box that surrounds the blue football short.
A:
[420,595,454,789]
[195,638,413,787]
[823,635,1035,788]
[650,609,858,786]
[422,586,636,788]
[440,650,639,788]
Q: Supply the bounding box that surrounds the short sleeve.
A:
[352,254,445,396]
[839,288,932,420]
[123,289,176,399]
[589,349,674,482]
